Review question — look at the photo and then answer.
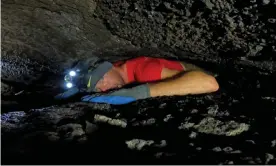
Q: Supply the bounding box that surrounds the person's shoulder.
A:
[130,56,147,61]
[121,56,147,66]
[134,58,163,82]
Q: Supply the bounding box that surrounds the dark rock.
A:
[96,0,276,73]
[1,82,15,96]
[1,0,276,165]
[1,84,272,164]
[1,0,135,88]
[262,0,270,5]
[268,18,276,23]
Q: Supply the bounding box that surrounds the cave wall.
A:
[1,0,134,95]
[1,0,276,95]
[95,0,276,72]
[2,1,276,164]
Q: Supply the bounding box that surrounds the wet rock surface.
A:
[1,0,276,164]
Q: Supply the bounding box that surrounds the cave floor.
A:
[1,61,276,165]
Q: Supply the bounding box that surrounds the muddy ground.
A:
[1,0,276,164]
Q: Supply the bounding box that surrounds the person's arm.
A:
[148,68,219,97]
[135,59,219,97]
[81,60,219,105]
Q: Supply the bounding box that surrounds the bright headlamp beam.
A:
[69,71,76,76]
[66,82,73,88]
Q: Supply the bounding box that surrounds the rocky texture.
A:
[95,0,276,73]
[2,0,276,93]
[1,0,134,92]
[2,65,276,164]
[1,0,276,164]
[2,82,276,164]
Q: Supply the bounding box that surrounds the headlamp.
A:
[69,70,76,76]
[64,70,78,89]
[66,82,73,88]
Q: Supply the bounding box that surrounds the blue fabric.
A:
[81,95,136,105]
[80,84,150,105]
[54,87,79,99]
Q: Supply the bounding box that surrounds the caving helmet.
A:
[63,55,113,92]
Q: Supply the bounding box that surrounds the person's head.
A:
[66,55,125,93]
[94,66,125,92]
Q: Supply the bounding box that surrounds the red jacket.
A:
[114,56,184,83]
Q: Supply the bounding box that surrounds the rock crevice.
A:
[1,0,276,164]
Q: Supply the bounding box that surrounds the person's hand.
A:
[81,84,150,105]
[54,87,80,100]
